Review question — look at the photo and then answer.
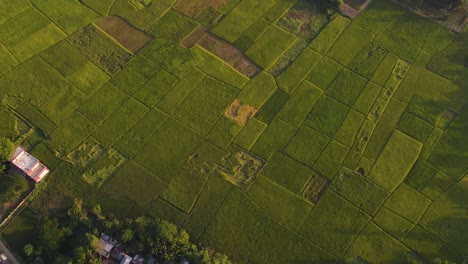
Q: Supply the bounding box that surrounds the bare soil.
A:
[94,16,153,53]
[181,27,208,48]
[224,99,258,125]
[303,176,329,203]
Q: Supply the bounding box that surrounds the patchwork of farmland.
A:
[0,0,467,263]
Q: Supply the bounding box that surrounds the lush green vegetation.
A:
[0,0,466,263]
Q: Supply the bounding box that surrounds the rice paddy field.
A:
[0,0,467,263]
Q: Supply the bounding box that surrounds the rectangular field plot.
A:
[115,109,169,157]
[277,81,323,127]
[370,52,399,86]
[334,109,366,147]
[0,43,18,75]
[15,102,56,137]
[211,0,276,42]
[133,69,179,107]
[49,112,96,155]
[306,56,344,90]
[205,117,243,150]
[183,141,224,181]
[161,168,206,213]
[326,69,368,106]
[190,45,249,88]
[276,48,322,94]
[147,9,199,42]
[251,118,297,160]
[40,41,88,77]
[331,167,389,215]
[343,119,377,169]
[234,18,273,51]
[406,94,447,126]
[309,15,350,54]
[200,189,335,263]
[173,76,238,134]
[313,140,349,180]
[352,82,382,115]
[353,0,405,33]
[327,24,375,65]
[373,207,414,240]
[92,98,149,147]
[237,72,278,108]
[248,176,314,231]
[0,7,49,48]
[184,174,232,240]
[397,112,433,142]
[109,66,148,95]
[246,25,298,69]
[404,158,439,191]
[101,159,167,205]
[374,30,420,62]
[369,131,422,192]
[255,89,289,124]
[384,183,431,223]
[136,118,202,181]
[344,222,410,263]
[263,152,315,195]
[285,125,330,167]
[78,83,128,125]
[67,61,110,96]
[233,118,267,150]
[305,95,350,137]
[348,41,387,79]
[299,190,371,256]
[41,85,88,125]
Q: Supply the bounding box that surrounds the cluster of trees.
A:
[0,137,29,204]
[23,199,231,264]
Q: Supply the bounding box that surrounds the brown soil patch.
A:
[225,99,258,125]
[181,27,208,48]
[198,33,262,78]
[94,16,153,53]
[303,176,329,203]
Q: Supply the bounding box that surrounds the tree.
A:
[121,228,134,243]
[35,217,69,255]
[0,137,15,162]
[24,244,34,257]
[67,199,87,221]
[0,174,29,203]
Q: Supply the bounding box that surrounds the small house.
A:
[97,233,118,258]
[10,147,49,183]
[120,254,132,264]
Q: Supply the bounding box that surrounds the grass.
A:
[92,98,149,147]
[136,118,202,181]
[161,168,206,213]
[251,118,297,160]
[313,140,349,180]
[404,158,439,191]
[277,81,323,127]
[183,174,232,240]
[306,56,343,90]
[305,95,350,137]
[255,89,290,124]
[397,112,433,142]
[309,15,350,54]
[419,184,468,254]
[262,152,315,195]
[211,0,276,42]
[237,72,277,108]
[245,25,298,69]
[233,118,267,150]
[49,112,96,155]
[384,183,431,223]
[30,142,61,169]
[101,159,167,205]
[327,24,375,65]
[183,141,225,181]
[373,207,414,241]
[369,131,423,192]
[109,66,148,95]
[205,117,243,150]
[200,189,336,263]
[276,48,322,94]
[41,85,88,125]
[190,45,249,88]
[157,68,206,114]
[2,209,37,257]
[173,76,238,134]
[299,190,371,256]
[147,9,200,42]
[39,41,88,77]
[247,176,314,231]
[114,109,169,157]
[78,83,129,125]
[133,69,179,108]
[334,110,366,147]
[285,125,330,167]
[344,222,410,263]
[15,102,56,136]
[67,61,110,96]
[326,69,368,107]
[147,198,188,226]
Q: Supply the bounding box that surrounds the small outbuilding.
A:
[10,147,49,183]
